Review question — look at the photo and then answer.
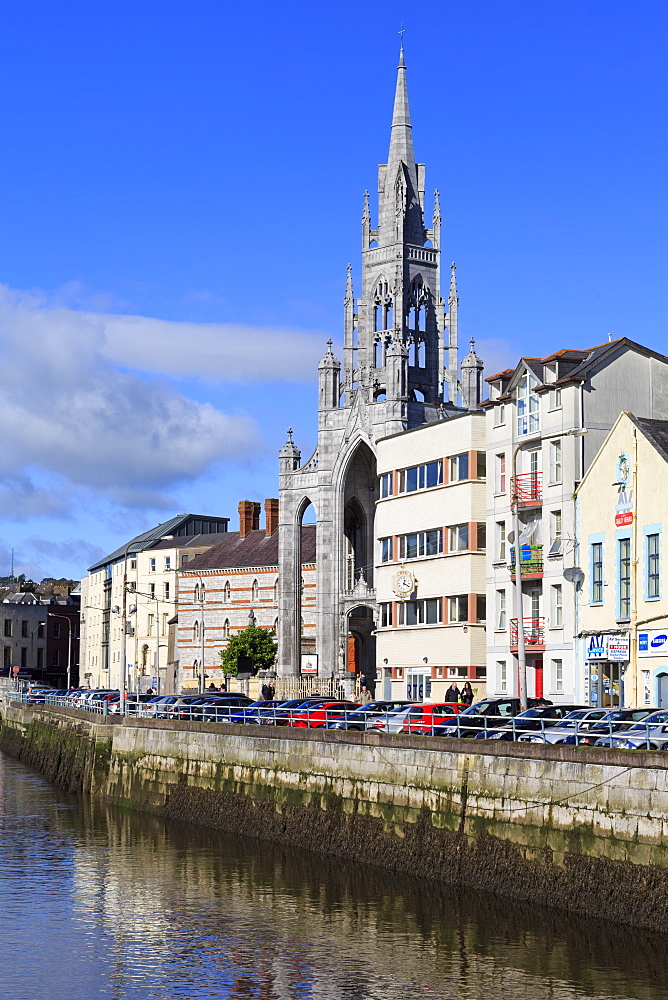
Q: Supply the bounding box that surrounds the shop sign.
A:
[615,511,633,527]
[301,653,318,675]
[606,635,629,661]
[614,489,633,527]
[585,635,606,661]
[638,629,668,658]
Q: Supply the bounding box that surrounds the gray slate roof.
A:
[181,526,317,572]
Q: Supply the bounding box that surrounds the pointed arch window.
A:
[200,583,206,603]
[193,620,200,641]
[252,579,259,603]
[224,581,231,603]
[223,619,230,639]
[373,338,383,369]
[273,578,279,603]
[194,584,200,603]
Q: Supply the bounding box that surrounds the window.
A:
[148,613,155,635]
[380,473,393,498]
[591,542,604,603]
[130,558,137,570]
[53,621,61,638]
[379,603,392,628]
[2,647,9,669]
[449,453,469,482]
[200,584,206,603]
[149,558,156,572]
[162,613,168,636]
[549,510,562,553]
[448,595,468,623]
[397,598,442,626]
[550,439,562,483]
[21,620,28,638]
[477,523,486,550]
[496,522,506,562]
[37,623,45,639]
[223,619,230,639]
[3,620,11,637]
[449,524,469,552]
[194,584,200,603]
[477,452,486,479]
[399,460,443,492]
[164,583,170,600]
[495,454,506,494]
[252,580,259,603]
[193,620,200,641]
[553,659,563,693]
[182,555,189,566]
[517,372,540,435]
[618,538,631,619]
[551,584,563,627]
[496,590,507,630]
[273,579,279,602]
[149,583,155,598]
[398,529,443,559]
[476,595,486,622]
[553,387,562,409]
[51,649,57,667]
[493,404,505,427]
[647,532,660,599]
[37,648,44,670]
[498,660,507,692]
[381,537,393,562]
[164,557,171,571]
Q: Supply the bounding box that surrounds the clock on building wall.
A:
[393,567,415,600]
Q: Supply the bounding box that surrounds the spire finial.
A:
[398,24,406,65]
[287,427,293,443]
[326,338,333,352]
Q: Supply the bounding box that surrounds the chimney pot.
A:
[264,498,279,536]
[238,501,261,537]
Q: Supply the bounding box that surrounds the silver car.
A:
[518,708,611,744]
[593,709,668,750]
[371,704,430,734]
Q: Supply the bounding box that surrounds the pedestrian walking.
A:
[461,681,474,706]
[444,682,460,704]
[359,684,373,704]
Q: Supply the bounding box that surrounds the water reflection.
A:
[0,752,666,999]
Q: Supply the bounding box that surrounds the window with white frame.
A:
[550,510,562,552]
[164,582,170,601]
[647,532,660,599]
[398,529,442,559]
[148,613,155,635]
[380,473,394,498]
[149,558,156,572]
[551,584,563,627]
[164,556,171,571]
[449,524,469,552]
[498,660,507,692]
[495,453,506,494]
[449,453,469,482]
[553,658,563,693]
[516,372,540,435]
[380,537,393,562]
[496,590,507,630]
[397,598,442,625]
[493,403,505,427]
[448,595,468,623]
[618,537,631,619]
[550,439,562,483]
[496,521,506,562]
[398,460,443,492]
[149,583,155,598]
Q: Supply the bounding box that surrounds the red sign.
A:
[615,511,633,527]
[12,666,19,676]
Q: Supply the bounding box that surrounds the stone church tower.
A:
[277,47,475,678]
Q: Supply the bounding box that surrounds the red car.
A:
[287,701,360,728]
[402,702,461,735]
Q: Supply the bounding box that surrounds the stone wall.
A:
[3,701,668,929]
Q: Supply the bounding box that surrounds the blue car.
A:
[228,700,284,724]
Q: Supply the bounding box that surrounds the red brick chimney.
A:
[265,498,279,536]
[238,500,261,538]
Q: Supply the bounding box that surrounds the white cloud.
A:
[0,284,280,510]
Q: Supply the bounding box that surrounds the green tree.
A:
[219,624,277,676]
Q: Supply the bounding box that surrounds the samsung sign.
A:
[638,629,668,658]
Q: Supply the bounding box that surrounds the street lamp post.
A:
[511,427,587,711]
[47,613,73,690]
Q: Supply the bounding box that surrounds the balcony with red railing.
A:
[511,472,542,508]
[509,617,545,651]
[509,544,543,580]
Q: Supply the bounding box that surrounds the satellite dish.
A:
[507,530,515,544]
[564,567,584,585]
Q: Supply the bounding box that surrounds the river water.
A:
[0,752,667,1000]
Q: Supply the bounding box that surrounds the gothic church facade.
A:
[277,48,482,679]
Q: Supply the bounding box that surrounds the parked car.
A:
[372,704,439,735]
[517,708,612,744]
[139,695,180,718]
[474,704,587,741]
[434,698,547,739]
[250,697,335,726]
[176,696,253,722]
[326,700,417,732]
[561,708,661,746]
[228,700,284,724]
[287,701,360,728]
[593,709,668,750]
[402,703,461,735]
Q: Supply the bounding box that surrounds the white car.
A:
[517,708,611,744]
[371,704,428,734]
[593,709,668,750]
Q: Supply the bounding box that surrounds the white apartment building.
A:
[375,409,487,703]
[484,338,668,704]
[80,514,229,692]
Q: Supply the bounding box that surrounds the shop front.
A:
[583,633,628,708]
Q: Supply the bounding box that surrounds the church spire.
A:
[388,43,415,168]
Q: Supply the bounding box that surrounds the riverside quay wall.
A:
[3,701,668,929]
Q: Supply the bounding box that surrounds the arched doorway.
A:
[346,605,376,691]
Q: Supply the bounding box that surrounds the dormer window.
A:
[517,373,540,435]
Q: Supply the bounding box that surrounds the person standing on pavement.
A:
[461,681,474,706]
[444,682,460,704]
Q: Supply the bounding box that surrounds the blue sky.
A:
[0,0,667,581]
